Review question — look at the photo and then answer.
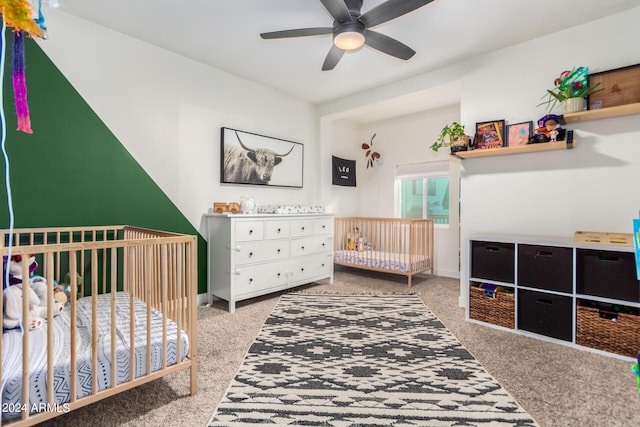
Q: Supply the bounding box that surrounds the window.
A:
[396,162,449,225]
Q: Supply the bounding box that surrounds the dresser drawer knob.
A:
[301,246,305,250]
[301,226,305,231]
[277,249,281,254]
[249,278,253,283]
[249,252,253,257]
[301,268,304,272]
[277,273,281,278]
[277,228,281,233]
[249,229,253,235]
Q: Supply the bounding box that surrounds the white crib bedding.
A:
[334,249,428,272]
[1,291,189,419]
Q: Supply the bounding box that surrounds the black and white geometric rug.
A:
[209,293,538,426]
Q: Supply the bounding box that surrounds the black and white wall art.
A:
[332,156,356,187]
[221,127,303,188]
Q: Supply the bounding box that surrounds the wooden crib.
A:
[0,226,198,426]
[334,217,434,287]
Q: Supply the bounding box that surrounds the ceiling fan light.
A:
[334,31,365,50]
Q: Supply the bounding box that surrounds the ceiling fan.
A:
[260,0,434,71]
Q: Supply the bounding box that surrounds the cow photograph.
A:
[220,127,303,187]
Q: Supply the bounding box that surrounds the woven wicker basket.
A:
[576,305,640,357]
[469,286,515,329]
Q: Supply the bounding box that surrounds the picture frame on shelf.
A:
[506,121,533,147]
[474,120,506,150]
[587,63,640,110]
[221,127,304,188]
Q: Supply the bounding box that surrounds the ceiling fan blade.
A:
[360,0,434,28]
[322,45,345,71]
[260,27,333,39]
[364,30,416,60]
[319,0,352,23]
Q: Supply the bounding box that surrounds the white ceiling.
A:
[54,0,639,111]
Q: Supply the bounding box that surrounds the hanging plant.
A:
[362,133,381,168]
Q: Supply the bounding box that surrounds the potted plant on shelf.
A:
[538,66,602,114]
[430,121,470,153]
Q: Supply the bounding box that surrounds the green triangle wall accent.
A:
[0,31,207,294]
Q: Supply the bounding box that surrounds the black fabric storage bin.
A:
[517,289,572,341]
[576,249,639,302]
[471,241,514,283]
[518,245,572,293]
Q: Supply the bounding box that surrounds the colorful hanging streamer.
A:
[0,0,45,38]
[0,0,50,133]
[12,30,31,133]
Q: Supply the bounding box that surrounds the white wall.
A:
[457,7,640,306]
[36,7,640,290]
[325,105,462,277]
[37,9,319,234]
[318,7,640,296]
[324,119,361,216]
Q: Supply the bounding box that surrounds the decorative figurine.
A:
[530,114,566,143]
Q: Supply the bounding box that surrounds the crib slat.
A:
[162,243,168,370]
[46,252,55,405]
[190,236,199,395]
[176,243,184,363]
[91,249,98,394]
[111,248,118,388]
[146,244,153,376]
[130,247,136,382]
[21,259,30,421]
[69,251,78,403]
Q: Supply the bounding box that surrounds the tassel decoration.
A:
[0,0,45,38]
[12,30,32,134]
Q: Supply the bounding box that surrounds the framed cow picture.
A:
[221,127,303,188]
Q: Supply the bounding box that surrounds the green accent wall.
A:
[0,32,207,294]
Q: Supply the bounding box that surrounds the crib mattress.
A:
[334,249,429,273]
[1,292,189,419]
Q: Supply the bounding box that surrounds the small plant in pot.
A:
[538,66,602,114]
[429,122,470,153]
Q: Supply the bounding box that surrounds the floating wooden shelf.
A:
[452,139,575,159]
[562,102,640,123]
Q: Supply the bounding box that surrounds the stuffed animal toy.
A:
[3,254,38,288]
[53,285,68,305]
[30,276,65,318]
[347,227,360,250]
[2,254,64,330]
[3,284,44,330]
[60,271,83,300]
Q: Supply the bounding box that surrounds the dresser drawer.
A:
[235,240,290,265]
[290,219,314,237]
[234,261,288,294]
[313,217,333,235]
[235,221,264,242]
[265,220,290,240]
[290,235,331,257]
[292,253,334,282]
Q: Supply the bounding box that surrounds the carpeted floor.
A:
[40,268,640,426]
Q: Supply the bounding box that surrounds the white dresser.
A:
[204,212,334,312]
